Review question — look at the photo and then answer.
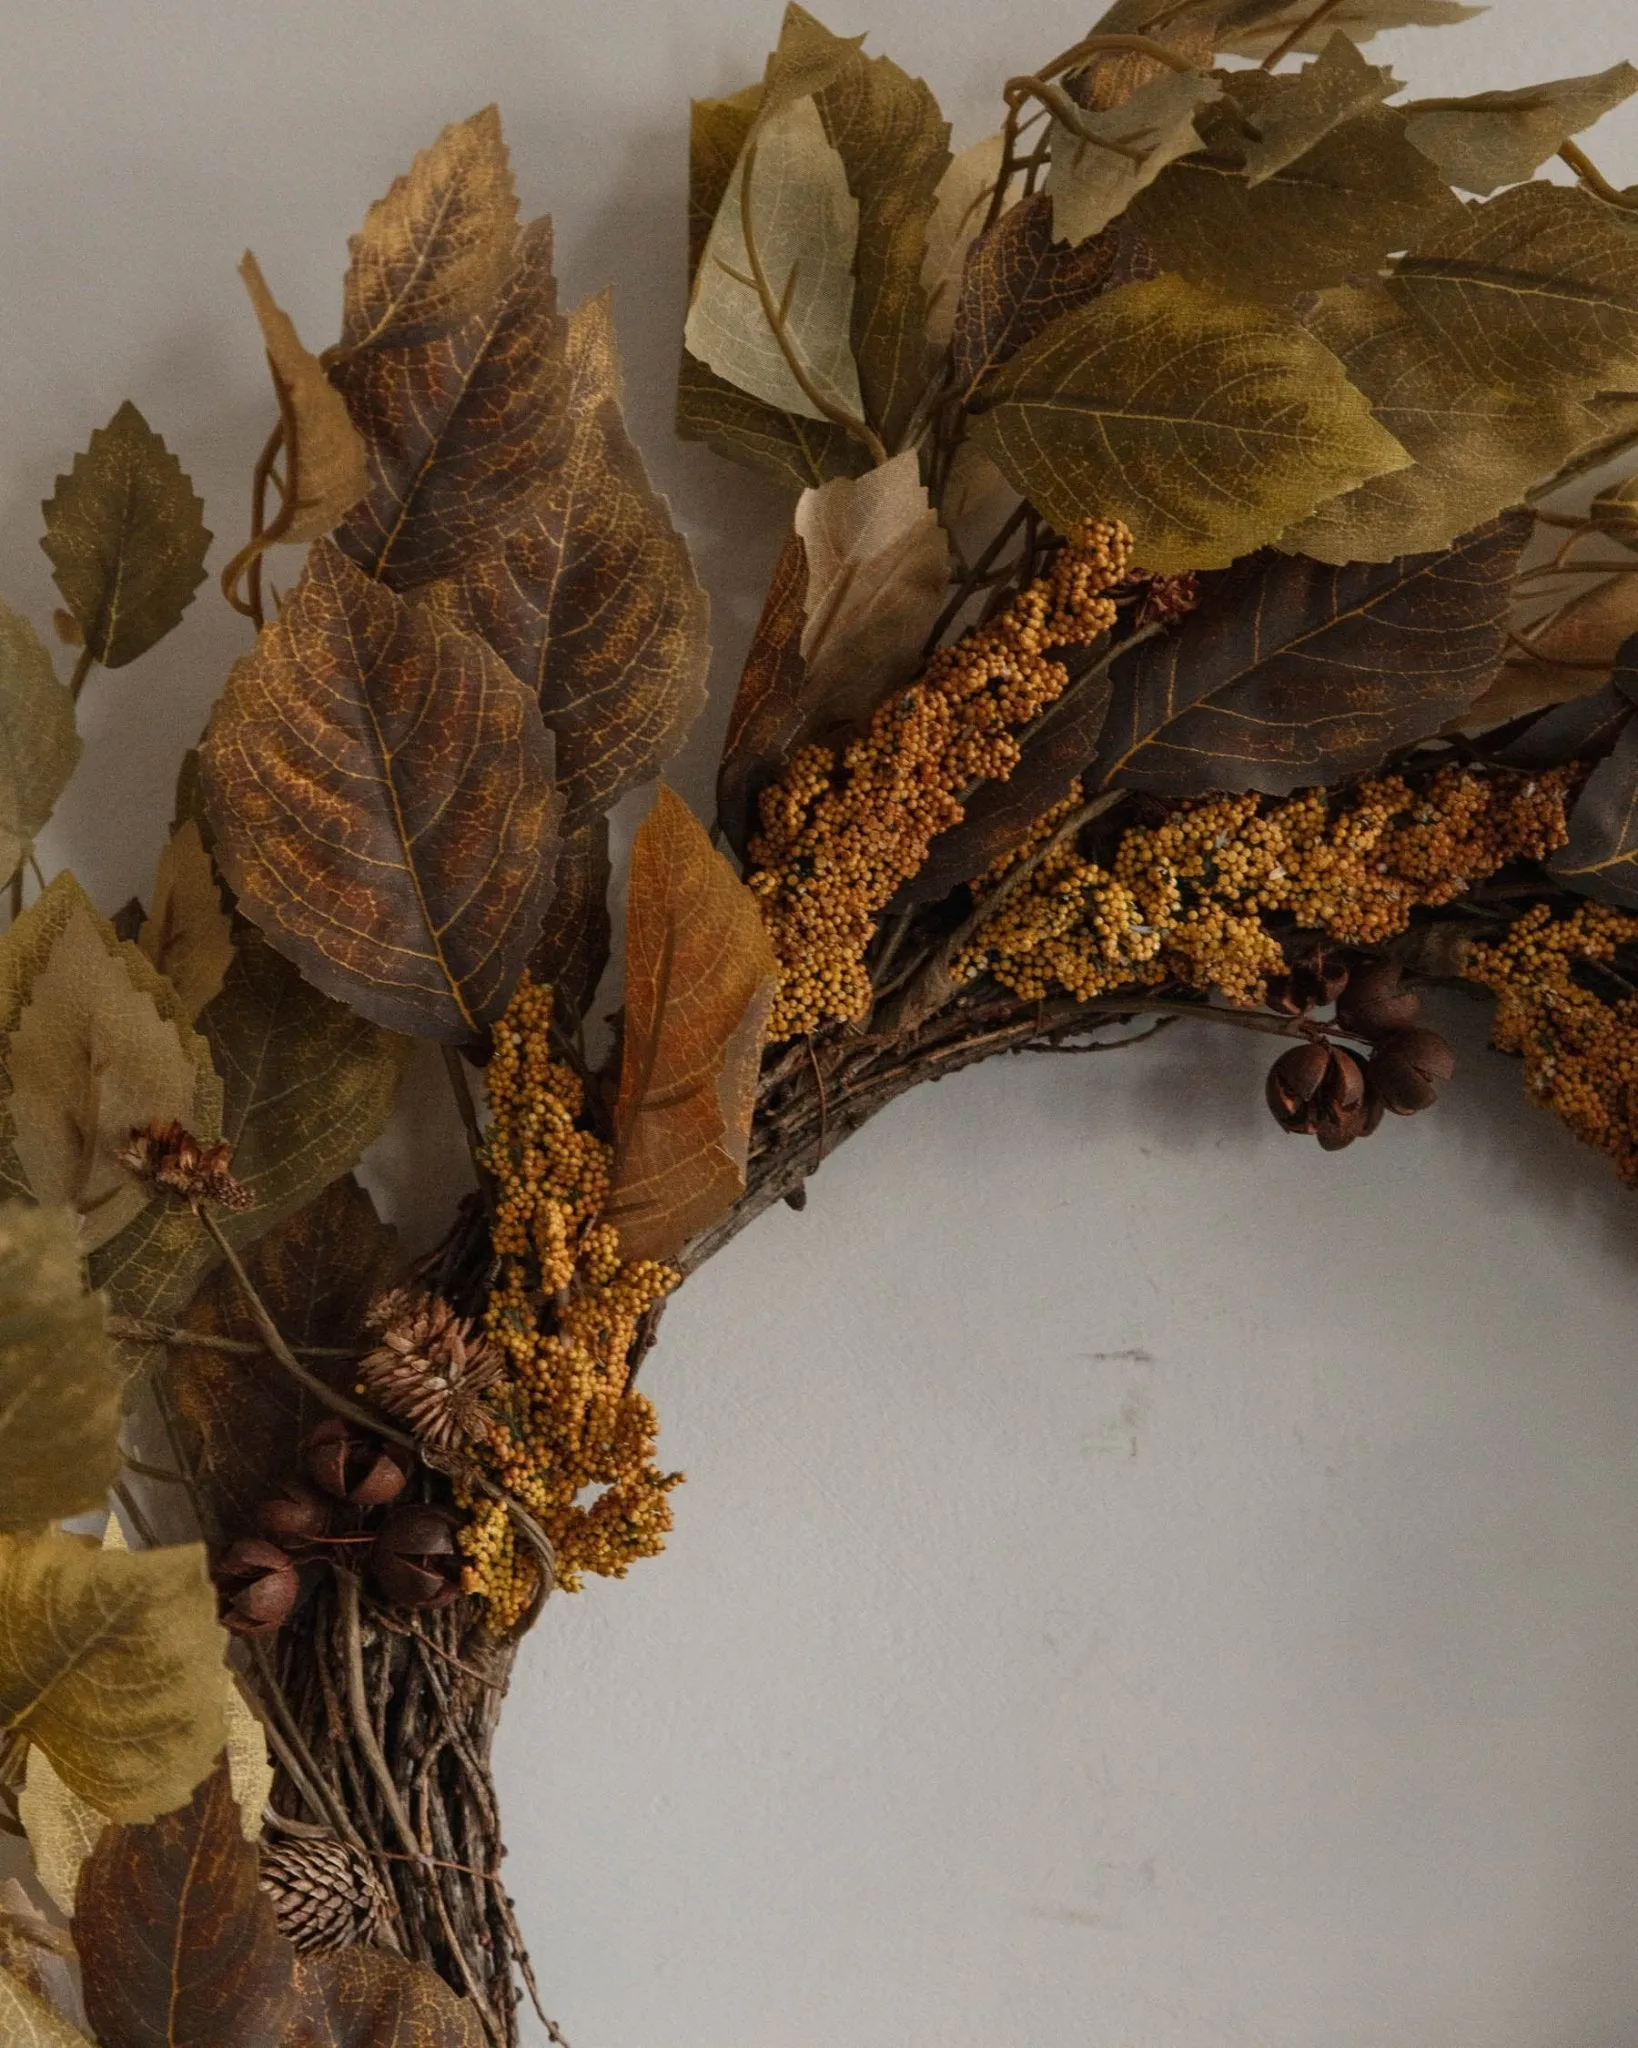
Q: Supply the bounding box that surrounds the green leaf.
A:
[1405,63,1638,196]
[0,605,79,887]
[1237,32,1398,182]
[1046,67,1223,246]
[1089,514,1528,794]
[968,271,1409,572]
[1549,636,1638,906]
[40,403,210,670]
[0,1528,225,1823]
[0,1203,117,1534]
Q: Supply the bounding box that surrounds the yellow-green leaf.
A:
[40,403,210,670]
[0,1967,92,2048]
[969,271,1409,572]
[1238,32,1398,182]
[138,820,234,1023]
[238,254,367,544]
[1046,68,1222,246]
[0,1202,118,1534]
[1405,62,1638,196]
[0,1528,225,1823]
[0,604,79,886]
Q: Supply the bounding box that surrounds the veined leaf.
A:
[718,530,811,855]
[1455,571,1638,733]
[1550,637,1638,907]
[608,788,775,1264]
[285,1947,484,2048]
[138,820,234,1023]
[40,403,210,670]
[1090,514,1528,792]
[339,104,517,353]
[199,539,559,1041]
[0,1969,91,2048]
[1207,0,1484,56]
[74,1762,295,2048]
[689,85,765,282]
[0,1203,118,1533]
[238,254,367,545]
[686,93,865,426]
[529,817,612,1027]
[429,291,709,833]
[969,271,1409,573]
[1046,67,1222,246]
[1405,63,1638,196]
[0,604,79,886]
[1070,20,1216,110]
[1238,32,1398,182]
[0,1528,225,1823]
[950,196,1123,402]
[923,135,1007,348]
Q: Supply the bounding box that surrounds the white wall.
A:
[3,4,1638,2044]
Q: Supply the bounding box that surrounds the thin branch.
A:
[109,1315,358,1362]
[1260,0,1345,69]
[335,1567,424,1862]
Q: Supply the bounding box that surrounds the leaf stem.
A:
[68,645,96,705]
[1260,0,1345,70]
[1559,140,1638,214]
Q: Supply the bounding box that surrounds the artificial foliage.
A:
[2,1,1638,2040]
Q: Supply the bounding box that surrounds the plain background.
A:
[4,3,1638,2044]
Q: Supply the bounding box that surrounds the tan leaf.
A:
[1207,0,1484,57]
[607,788,776,1263]
[0,1202,118,1534]
[0,1968,92,2048]
[339,105,517,353]
[285,1946,484,2048]
[1454,573,1638,732]
[0,603,80,885]
[1046,67,1223,246]
[1238,32,1398,182]
[0,1879,81,2029]
[238,254,367,544]
[969,271,1409,573]
[428,291,708,832]
[19,1741,107,1914]
[1405,62,1638,196]
[0,1528,225,1823]
[922,134,1007,348]
[138,820,234,1022]
[1592,472,1638,548]
[199,539,559,1041]
[685,93,865,425]
[1,879,222,1253]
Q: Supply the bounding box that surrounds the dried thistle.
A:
[116,1118,252,1211]
[358,1286,503,1455]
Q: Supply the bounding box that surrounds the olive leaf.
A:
[1548,636,1638,907]
[950,196,1124,403]
[199,538,559,1042]
[138,819,235,1023]
[1204,0,1483,57]
[238,253,367,543]
[0,1528,225,1822]
[285,1947,484,2048]
[1090,513,1529,793]
[1454,571,1638,733]
[607,788,776,1264]
[427,290,709,834]
[1404,63,1638,196]
[923,134,1006,348]
[74,1761,295,2048]
[0,1202,118,1534]
[1046,67,1223,246]
[1237,32,1398,182]
[339,103,517,353]
[529,817,612,1027]
[685,92,865,426]
[0,602,80,886]
[0,1969,91,2048]
[968,272,1410,573]
[40,402,211,670]
[0,877,223,1254]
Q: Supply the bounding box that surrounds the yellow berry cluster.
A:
[462,976,681,1626]
[956,767,1576,1007]
[747,520,1134,1038]
[1467,903,1638,1183]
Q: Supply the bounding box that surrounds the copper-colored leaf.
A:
[238,254,367,545]
[75,1762,295,2048]
[608,788,775,1263]
[529,817,612,1027]
[199,538,559,1041]
[950,195,1121,402]
[138,820,234,1023]
[1549,636,1638,907]
[429,291,708,832]
[718,530,811,855]
[285,1947,484,2048]
[1091,514,1529,794]
[1405,63,1638,196]
[339,105,517,354]
[40,402,210,670]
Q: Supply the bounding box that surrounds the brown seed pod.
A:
[1335,959,1422,1037]
[1267,1042,1370,1149]
[1268,948,1352,1017]
[215,1536,300,1637]
[1369,1027,1457,1115]
[255,1479,333,1549]
[302,1417,411,1507]
[369,1504,463,1610]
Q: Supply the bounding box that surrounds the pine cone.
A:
[259,1834,390,1953]
[358,1287,503,1455]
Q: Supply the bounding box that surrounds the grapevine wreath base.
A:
[5,3,1638,2042]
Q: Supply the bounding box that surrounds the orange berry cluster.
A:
[956,767,1576,1007]
[462,976,681,1625]
[747,520,1134,1037]
[1467,903,1638,1184]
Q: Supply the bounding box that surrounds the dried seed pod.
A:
[1368,1026,1457,1115]
[1267,1042,1370,1149]
[116,1119,253,1211]
[1336,959,1421,1037]
[357,1286,503,1455]
[255,1479,333,1549]
[369,1504,462,1610]
[215,1536,300,1637]
[1265,1042,1333,1131]
[301,1417,411,1507]
[259,1833,390,1953]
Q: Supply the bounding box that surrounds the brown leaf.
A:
[1549,635,1638,906]
[1091,515,1529,793]
[607,788,775,1263]
[138,820,234,1023]
[1489,682,1633,771]
[717,530,811,855]
[428,291,708,832]
[199,538,559,1041]
[238,254,367,545]
[528,816,612,1027]
[75,1761,295,2048]
[950,195,1121,403]
[284,1946,484,2048]
[1457,571,1638,732]
[922,135,1007,349]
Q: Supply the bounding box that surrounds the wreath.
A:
[3,2,1638,2042]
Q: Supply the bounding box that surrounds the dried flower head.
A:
[358,1286,504,1455]
[117,1119,252,1210]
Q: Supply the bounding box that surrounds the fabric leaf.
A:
[718,530,811,856]
[0,1969,91,2048]
[950,196,1124,403]
[1238,32,1398,182]
[238,254,367,544]
[1204,0,1483,57]
[1550,643,1638,908]
[284,1947,484,2048]
[1455,573,1638,735]
[528,817,612,1027]
[1046,67,1223,247]
[922,135,1007,349]
[1405,63,1638,196]
[0,604,79,886]
[138,820,234,1023]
